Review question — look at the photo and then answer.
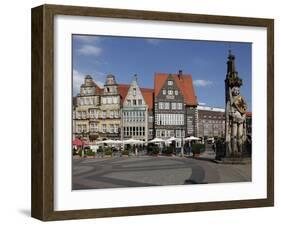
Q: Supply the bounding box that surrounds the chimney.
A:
[178,70,183,79]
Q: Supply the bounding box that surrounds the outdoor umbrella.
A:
[148,138,166,143]
[165,136,181,144]
[96,139,122,145]
[72,138,84,146]
[123,138,145,144]
[184,136,201,141]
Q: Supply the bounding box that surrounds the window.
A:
[94,123,98,132]
[94,110,99,118]
[175,90,178,95]
[114,111,119,118]
[102,111,106,118]
[171,103,177,110]
[159,102,164,109]
[138,99,142,105]
[89,109,94,118]
[164,102,169,110]
[107,125,111,133]
[168,80,173,86]
[109,111,114,118]
[77,111,81,119]
[133,88,136,96]
[110,124,114,133]
[149,116,153,123]
[114,124,119,133]
[133,100,137,106]
[82,124,87,132]
[107,97,112,104]
[82,111,87,119]
[162,89,166,95]
[168,90,173,95]
[89,123,96,132]
[127,100,131,106]
[76,125,81,133]
[102,124,106,133]
[177,103,183,110]
[156,130,160,137]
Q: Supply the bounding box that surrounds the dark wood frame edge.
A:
[31,4,274,221]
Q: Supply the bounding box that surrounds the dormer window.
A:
[162,89,166,95]
[168,80,173,86]
[133,88,136,96]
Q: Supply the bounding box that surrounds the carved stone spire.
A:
[225,50,242,87]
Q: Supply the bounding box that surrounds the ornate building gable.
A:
[101,74,120,106]
[154,70,197,106]
[123,75,147,109]
[79,74,102,96]
[155,73,184,103]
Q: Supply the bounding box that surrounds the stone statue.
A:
[225,51,247,157]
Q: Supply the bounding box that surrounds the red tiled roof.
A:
[118,84,154,110]
[140,88,154,110]
[154,72,197,106]
[117,84,130,105]
[92,80,103,94]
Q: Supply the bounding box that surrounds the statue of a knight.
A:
[225,50,247,157]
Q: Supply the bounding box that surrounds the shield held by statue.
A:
[234,96,247,114]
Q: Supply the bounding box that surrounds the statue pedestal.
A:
[214,156,251,165]
[215,142,251,164]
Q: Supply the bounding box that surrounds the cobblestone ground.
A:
[72,153,251,190]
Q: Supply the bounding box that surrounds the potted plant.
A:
[104,147,112,157]
[86,150,96,158]
[121,149,129,157]
[152,146,160,156]
[162,146,173,156]
[192,143,205,157]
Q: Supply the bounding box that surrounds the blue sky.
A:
[72,35,252,111]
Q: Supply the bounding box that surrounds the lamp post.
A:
[181,128,184,157]
[159,119,163,155]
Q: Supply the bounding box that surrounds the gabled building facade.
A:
[119,75,154,142]
[154,71,198,139]
[99,74,121,140]
[73,75,103,142]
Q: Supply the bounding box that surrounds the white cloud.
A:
[73,69,84,95]
[73,35,101,43]
[72,69,105,95]
[193,80,213,87]
[78,45,102,56]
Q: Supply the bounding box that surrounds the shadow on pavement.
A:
[184,179,208,184]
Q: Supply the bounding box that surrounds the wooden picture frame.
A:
[31,4,274,221]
